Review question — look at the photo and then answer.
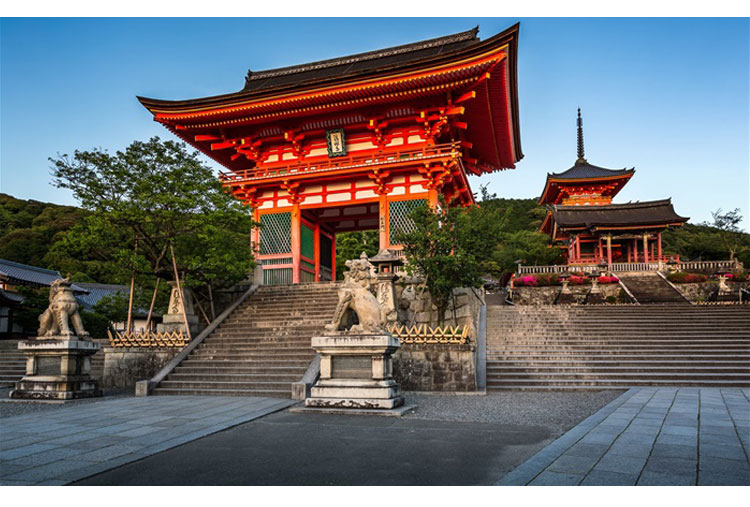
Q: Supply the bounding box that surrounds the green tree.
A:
[335,230,379,280]
[707,208,748,262]
[48,137,256,307]
[396,199,501,324]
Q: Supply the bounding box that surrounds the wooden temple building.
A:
[539,110,688,267]
[139,25,522,284]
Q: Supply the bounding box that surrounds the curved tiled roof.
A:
[549,160,634,180]
[550,199,689,229]
[0,259,87,292]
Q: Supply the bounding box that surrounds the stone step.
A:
[180,359,310,368]
[486,379,750,387]
[175,366,303,374]
[158,380,294,390]
[487,365,750,373]
[152,387,291,397]
[166,373,299,382]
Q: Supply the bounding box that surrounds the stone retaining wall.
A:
[676,281,750,303]
[102,348,180,388]
[511,284,623,305]
[393,344,476,391]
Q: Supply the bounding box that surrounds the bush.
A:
[598,275,619,284]
[568,275,587,285]
[667,271,707,283]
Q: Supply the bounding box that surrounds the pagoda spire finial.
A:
[576,107,586,163]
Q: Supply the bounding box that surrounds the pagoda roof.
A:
[538,160,635,205]
[546,199,689,232]
[549,160,635,180]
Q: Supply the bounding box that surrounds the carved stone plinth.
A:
[305,334,404,410]
[10,337,101,400]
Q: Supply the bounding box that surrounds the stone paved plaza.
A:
[0,396,294,485]
[499,388,750,486]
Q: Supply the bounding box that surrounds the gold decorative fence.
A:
[107,329,189,348]
[386,324,470,344]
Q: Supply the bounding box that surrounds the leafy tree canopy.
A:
[48,137,256,291]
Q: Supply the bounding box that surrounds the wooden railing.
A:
[219,143,459,183]
[518,259,743,275]
[387,323,469,344]
[107,329,189,348]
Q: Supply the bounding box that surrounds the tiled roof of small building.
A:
[0,259,84,292]
[73,282,128,310]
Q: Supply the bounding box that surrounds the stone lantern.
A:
[557,271,576,305]
[716,268,732,295]
[368,249,404,324]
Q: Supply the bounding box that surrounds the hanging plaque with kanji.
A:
[326,128,347,158]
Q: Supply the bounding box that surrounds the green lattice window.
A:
[389,199,426,244]
[259,212,292,255]
[301,224,315,261]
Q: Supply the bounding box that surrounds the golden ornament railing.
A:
[386,324,470,344]
[107,329,189,348]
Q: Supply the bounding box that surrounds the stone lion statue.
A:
[325,253,384,334]
[38,278,89,339]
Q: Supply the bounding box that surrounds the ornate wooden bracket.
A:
[368,168,392,195]
[281,179,303,204]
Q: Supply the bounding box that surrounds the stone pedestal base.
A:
[157,313,200,336]
[305,333,404,410]
[10,338,102,400]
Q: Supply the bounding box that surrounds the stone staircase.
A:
[0,339,106,387]
[486,305,750,390]
[618,272,688,304]
[151,282,340,397]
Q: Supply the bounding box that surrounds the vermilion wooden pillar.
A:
[633,238,638,263]
[598,238,604,262]
[657,232,663,261]
[291,203,301,284]
[331,233,337,281]
[606,235,613,266]
[314,222,321,282]
[643,233,649,264]
[575,235,581,263]
[378,193,389,250]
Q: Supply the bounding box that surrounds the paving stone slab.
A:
[650,443,697,460]
[594,453,648,475]
[580,470,639,486]
[637,470,695,486]
[529,471,584,486]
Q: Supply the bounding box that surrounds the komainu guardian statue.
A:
[325,253,384,334]
[38,278,89,339]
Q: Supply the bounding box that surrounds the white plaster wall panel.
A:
[266,154,279,163]
[282,152,296,161]
[327,182,350,191]
[320,209,341,217]
[390,186,406,196]
[410,184,427,194]
[306,185,323,194]
[360,219,378,227]
[277,198,291,207]
[259,201,274,209]
[277,189,289,197]
[347,141,376,152]
[386,138,404,147]
[355,179,371,188]
[304,195,323,204]
[307,148,328,157]
[339,221,355,228]
[392,175,406,184]
[327,193,351,203]
[355,190,378,199]
[407,135,424,144]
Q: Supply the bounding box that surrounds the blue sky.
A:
[1,18,748,230]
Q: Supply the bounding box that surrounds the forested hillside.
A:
[2,192,748,282]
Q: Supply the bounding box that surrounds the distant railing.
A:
[387,323,469,344]
[518,259,743,275]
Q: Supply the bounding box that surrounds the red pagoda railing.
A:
[218,143,459,184]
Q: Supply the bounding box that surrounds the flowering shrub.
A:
[667,271,708,283]
[514,275,538,287]
[568,275,587,285]
[597,275,619,284]
[733,271,748,282]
